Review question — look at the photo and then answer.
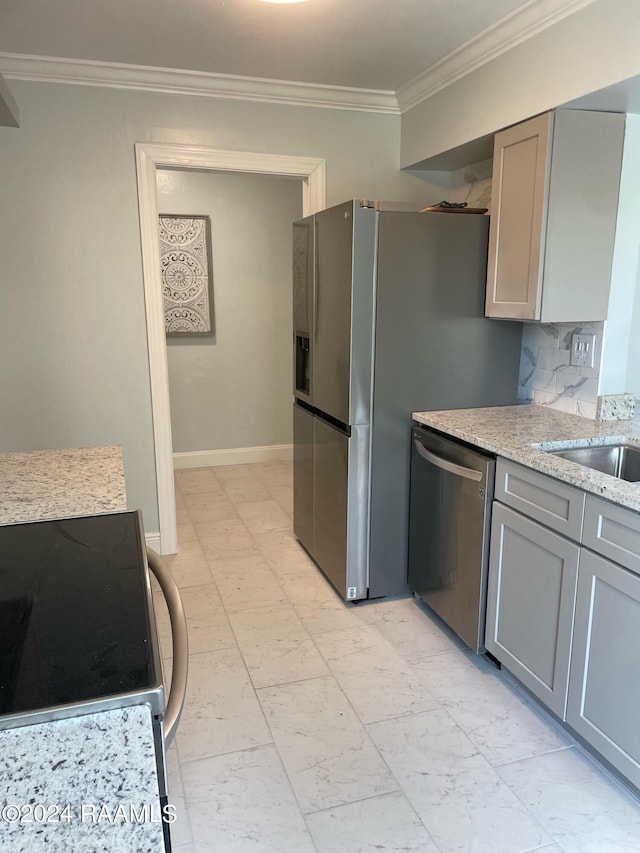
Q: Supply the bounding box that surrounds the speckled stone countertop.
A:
[412,404,640,513]
[0,706,165,852]
[0,446,165,852]
[0,446,127,524]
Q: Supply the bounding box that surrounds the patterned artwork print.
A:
[159,215,214,335]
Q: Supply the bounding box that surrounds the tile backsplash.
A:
[449,159,493,211]
[518,322,603,419]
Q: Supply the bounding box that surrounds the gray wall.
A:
[0,80,441,533]
[157,169,302,453]
[599,115,640,398]
[401,0,640,168]
[628,262,640,397]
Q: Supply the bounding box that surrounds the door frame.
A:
[135,142,326,553]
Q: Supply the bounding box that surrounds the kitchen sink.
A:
[549,443,640,482]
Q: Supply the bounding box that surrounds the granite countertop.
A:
[0,705,165,852]
[412,404,640,513]
[0,446,165,852]
[0,446,127,525]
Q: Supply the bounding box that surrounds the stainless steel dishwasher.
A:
[408,425,495,653]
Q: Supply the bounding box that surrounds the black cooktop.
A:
[0,511,163,724]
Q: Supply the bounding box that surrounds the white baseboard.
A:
[173,444,293,469]
[145,532,162,553]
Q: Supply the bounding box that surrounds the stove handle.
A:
[146,547,189,748]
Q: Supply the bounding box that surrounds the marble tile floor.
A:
[152,461,640,853]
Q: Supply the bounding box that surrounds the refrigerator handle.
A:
[413,439,483,482]
[313,219,319,344]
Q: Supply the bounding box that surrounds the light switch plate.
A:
[570,333,596,368]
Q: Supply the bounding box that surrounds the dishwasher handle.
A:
[146,547,189,748]
[413,438,483,482]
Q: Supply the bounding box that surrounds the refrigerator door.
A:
[311,415,369,601]
[313,201,353,424]
[293,402,314,553]
[312,201,377,426]
[312,415,349,595]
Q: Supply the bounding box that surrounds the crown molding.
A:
[0,1,597,117]
[396,0,598,112]
[0,53,400,115]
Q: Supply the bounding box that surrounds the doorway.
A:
[135,143,326,554]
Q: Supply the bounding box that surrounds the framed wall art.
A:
[159,214,215,335]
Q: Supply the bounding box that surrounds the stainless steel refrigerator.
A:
[292,199,523,602]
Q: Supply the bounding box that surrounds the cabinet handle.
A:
[146,547,189,748]
[414,439,483,482]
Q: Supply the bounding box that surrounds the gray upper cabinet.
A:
[485,109,624,322]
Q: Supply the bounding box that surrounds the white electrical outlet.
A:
[570,333,596,368]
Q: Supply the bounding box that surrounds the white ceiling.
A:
[0,0,543,92]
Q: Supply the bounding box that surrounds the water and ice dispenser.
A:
[295,334,310,396]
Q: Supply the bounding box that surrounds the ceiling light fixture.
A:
[260,0,308,4]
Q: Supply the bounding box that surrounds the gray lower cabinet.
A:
[583,493,640,576]
[486,501,579,719]
[495,458,585,540]
[488,458,640,790]
[567,548,640,789]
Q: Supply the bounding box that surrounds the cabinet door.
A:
[485,112,553,320]
[540,110,623,323]
[567,549,640,789]
[486,502,579,718]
